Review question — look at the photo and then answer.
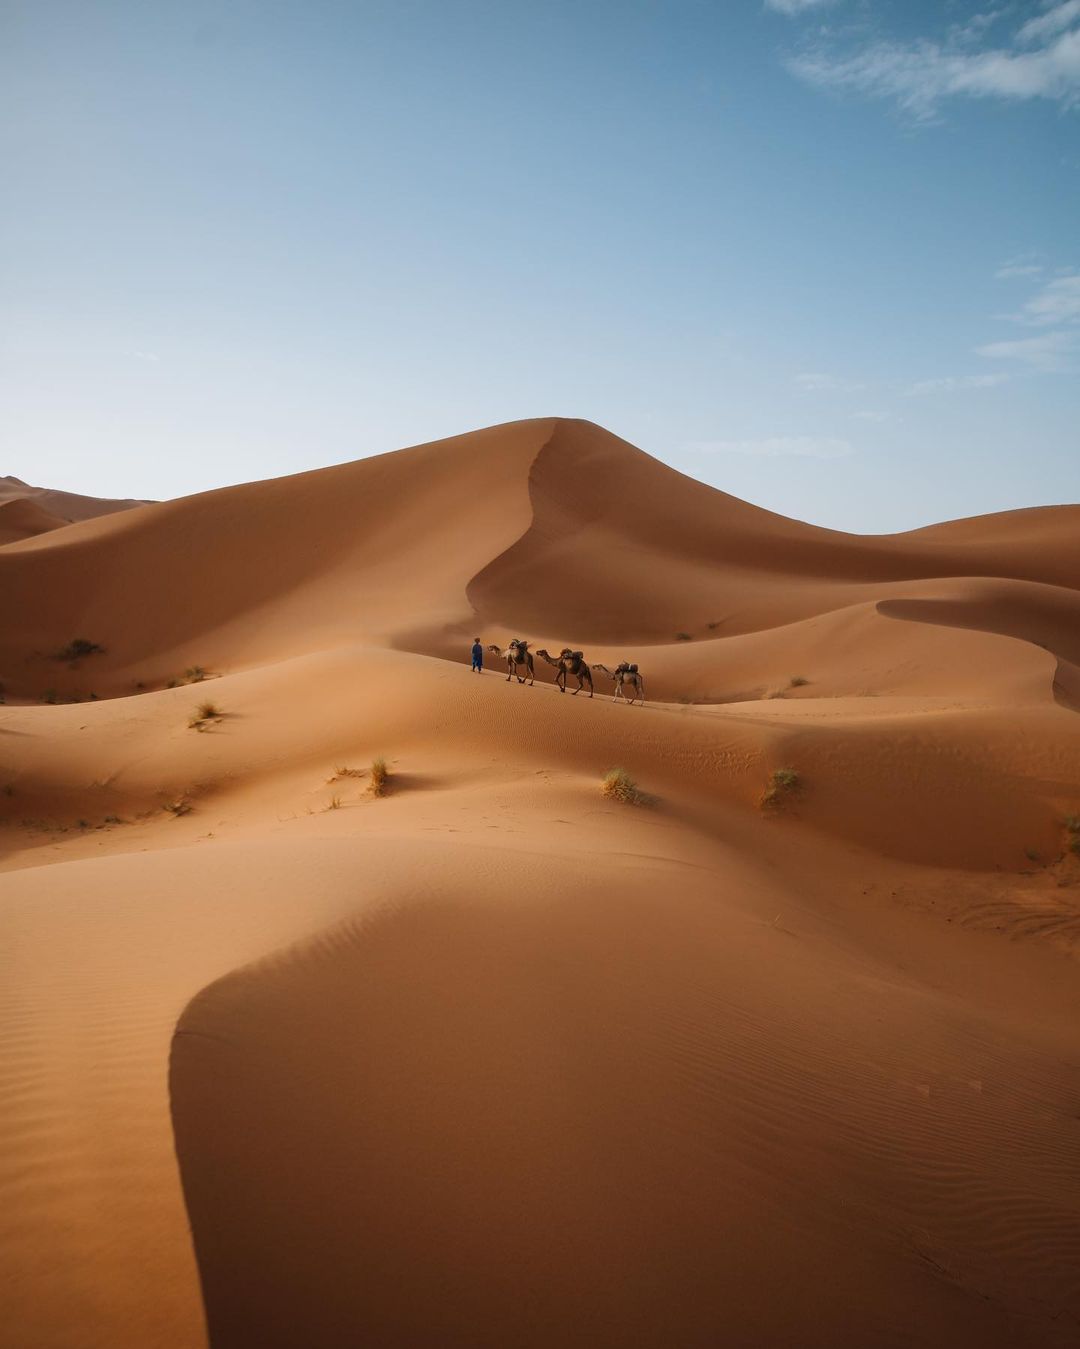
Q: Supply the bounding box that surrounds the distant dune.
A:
[0,472,152,525]
[2,419,1078,1349]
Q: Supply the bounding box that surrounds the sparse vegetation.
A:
[329,766,365,781]
[163,797,192,818]
[41,689,58,704]
[706,620,722,631]
[188,700,223,730]
[104,814,122,825]
[1024,847,1040,863]
[761,767,800,810]
[56,638,104,662]
[369,757,389,798]
[601,767,645,805]
[327,795,342,811]
[185,666,209,683]
[789,676,809,688]
[675,632,692,642]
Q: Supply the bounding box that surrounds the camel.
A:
[488,639,535,684]
[592,662,646,705]
[536,648,593,697]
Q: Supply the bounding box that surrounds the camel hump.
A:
[571,651,584,663]
[617,662,638,674]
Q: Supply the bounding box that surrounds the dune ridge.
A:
[2,418,1079,1348]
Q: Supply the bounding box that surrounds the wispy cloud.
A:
[787,8,1080,119]
[1011,273,1080,325]
[764,0,837,14]
[907,373,1010,395]
[995,256,1044,279]
[794,371,864,392]
[1018,1,1080,45]
[976,330,1077,370]
[688,436,853,459]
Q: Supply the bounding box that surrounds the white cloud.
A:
[794,371,864,391]
[976,329,1077,370]
[995,262,1043,279]
[1018,1,1080,45]
[765,0,837,14]
[1012,273,1080,325]
[788,17,1080,118]
[688,436,854,459]
[907,373,1010,394]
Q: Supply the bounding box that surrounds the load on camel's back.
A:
[488,639,534,684]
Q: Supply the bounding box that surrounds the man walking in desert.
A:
[471,637,484,673]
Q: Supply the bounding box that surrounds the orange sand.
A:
[2,419,1079,1347]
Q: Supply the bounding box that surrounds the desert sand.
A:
[2,417,1079,1348]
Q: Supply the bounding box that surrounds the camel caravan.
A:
[485,640,645,704]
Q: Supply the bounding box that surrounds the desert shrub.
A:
[185,666,208,683]
[601,767,644,805]
[189,700,222,729]
[327,795,342,811]
[104,814,121,825]
[1024,847,1040,863]
[369,758,389,798]
[57,638,104,662]
[163,798,192,817]
[761,767,800,809]
[789,676,809,688]
[41,689,58,704]
[675,632,692,642]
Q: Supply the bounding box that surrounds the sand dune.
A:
[0,472,153,523]
[0,496,67,546]
[2,418,1079,1347]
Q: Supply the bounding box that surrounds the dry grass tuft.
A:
[327,795,342,811]
[674,632,692,642]
[601,767,645,805]
[56,638,104,662]
[789,676,809,688]
[163,797,192,818]
[188,700,223,730]
[369,758,389,798]
[328,766,365,783]
[761,767,800,810]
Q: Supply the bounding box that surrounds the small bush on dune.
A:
[761,767,800,810]
[789,676,809,688]
[56,638,104,662]
[327,795,342,811]
[675,632,692,642]
[163,797,192,818]
[369,758,389,798]
[185,666,209,683]
[601,767,644,805]
[188,700,223,730]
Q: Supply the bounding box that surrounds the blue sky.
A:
[1,0,1077,531]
